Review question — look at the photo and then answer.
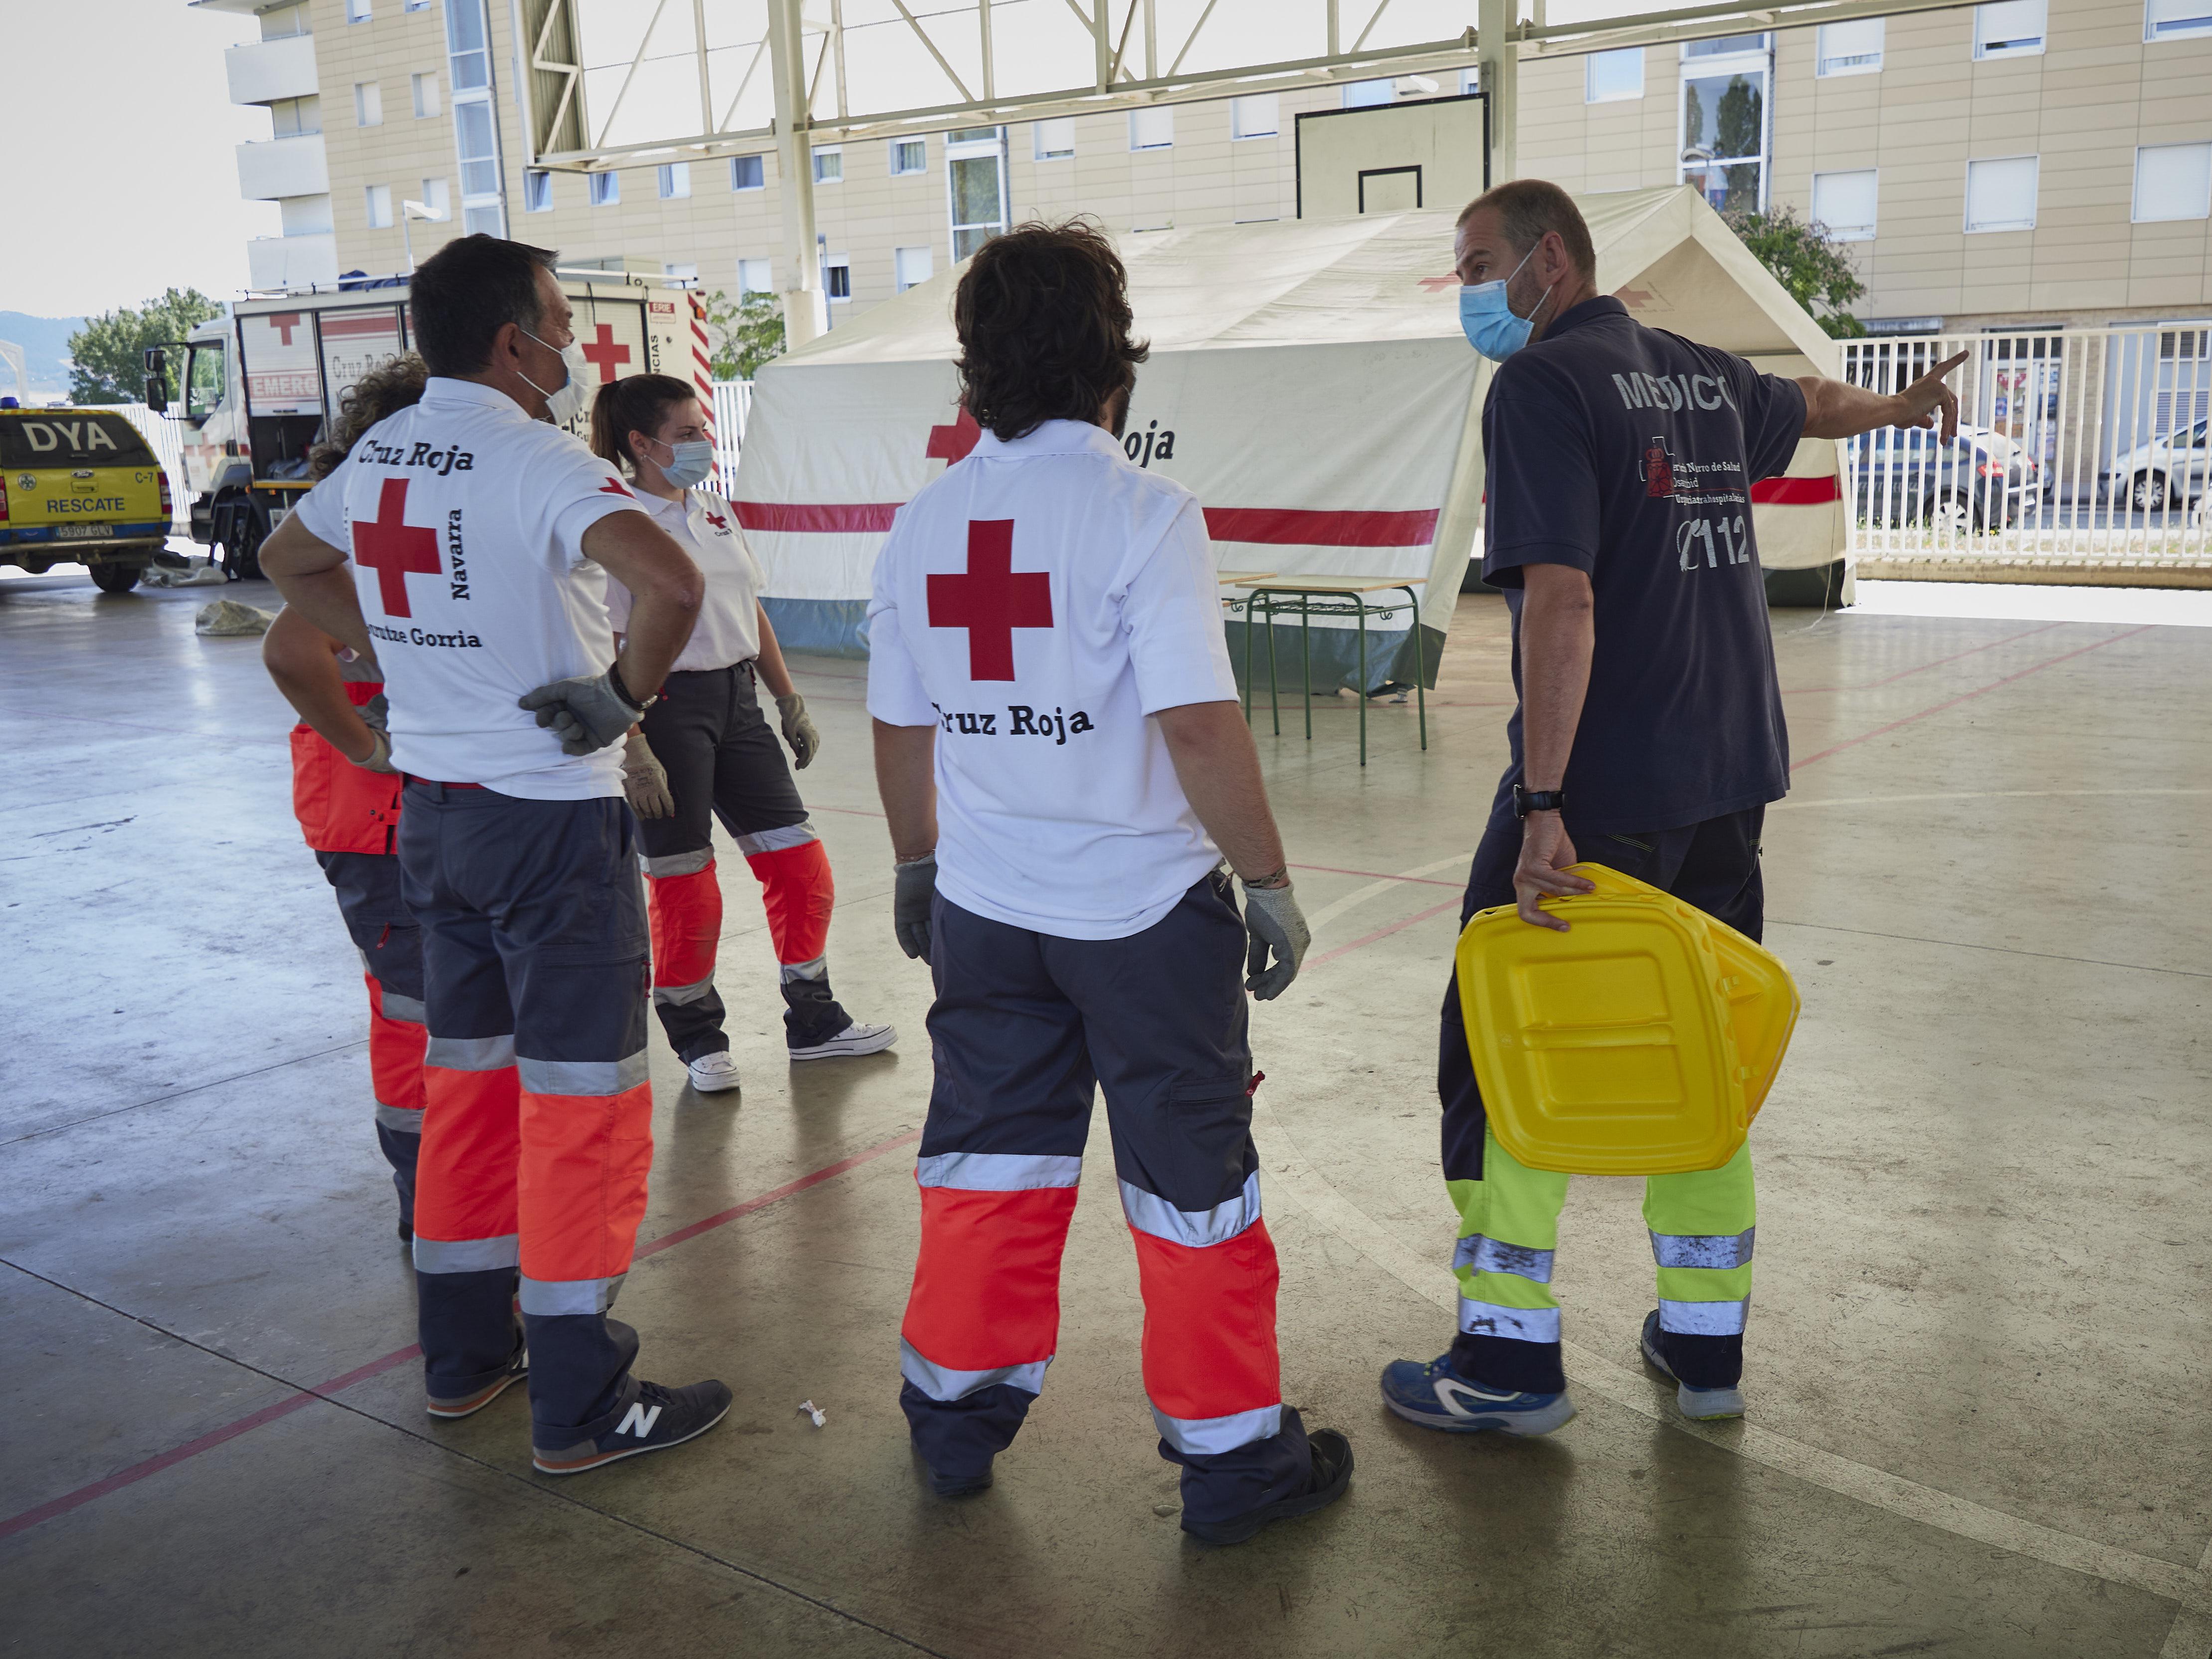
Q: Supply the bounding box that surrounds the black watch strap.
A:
[1513,785,1567,818]
[607,661,654,716]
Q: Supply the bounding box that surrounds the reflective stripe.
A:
[1119,1172,1261,1248]
[374,1102,424,1133]
[735,821,818,857]
[779,955,826,983]
[1151,1403,1282,1456]
[520,1273,627,1316]
[1457,1296,1562,1343]
[1660,1297,1750,1336]
[1649,1227,1756,1270]
[643,848,714,878]
[378,991,426,1025]
[1453,1234,1556,1283]
[413,1233,519,1273]
[651,976,717,1008]
[516,1050,649,1097]
[425,1034,515,1071]
[899,1338,1050,1401]
[916,1152,1082,1191]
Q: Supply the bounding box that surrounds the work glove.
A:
[1240,878,1310,1001]
[893,854,937,963]
[518,670,642,757]
[776,692,820,769]
[619,732,674,818]
[361,692,390,734]
[349,693,398,773]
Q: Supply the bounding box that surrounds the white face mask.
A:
[519,327,592,426]
[646,434,715,490]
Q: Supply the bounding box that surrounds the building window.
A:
[1032,119,1075,160]
[463,206,502,235]
[446,0,490,89]
[1974,0,2046,57]
[813,146,842,184]
[523,170,552,212]
[890,138,928,174]
[658,162,691,199]
[731,154,764,191]
[411,71,441,117]
[260,2,311,37]
[418,177,450,218]
[365,184,393,227]
[1585,48,1644,102]
[1231,95,1278,139]
[947,128,1008,259]
[1965,155,2038,231]
[445,1,504,236]
[2134,143,2212,221]
[1685,32,1769,56]
[347,0,371,21]
[2146,0,2212,38]
[1129,107,1174,150]
[1679,38,1769,211]
[354,80,383,126]
[738,258,772,293]
[894,245,934,291]
[1342,79,1394,108]
[1816,17,1884,74]
[453,101,498,198]
[663,262,699,283]
[1811,168,1878,239]
[590,171,620,207]
[825,256,851,301]
[270,95,322,137]
[405,0,431,9]
[1460,67,1480,94]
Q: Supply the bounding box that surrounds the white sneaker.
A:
[788,1021,898,1062]
[685,1051,743,1093]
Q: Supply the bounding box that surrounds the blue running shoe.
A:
[1379,1355,1577,1435]
[1640,1310,1746,1421]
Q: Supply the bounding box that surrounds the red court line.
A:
[1290,860,1463,889]
[1781,620,2066,695]
[0,1128,925,1542]
[1305,898,1462,969]
[1791,625,2152,773]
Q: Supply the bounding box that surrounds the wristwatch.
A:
[1513,785,1567,818]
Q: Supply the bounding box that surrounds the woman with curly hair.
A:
[262,353,430,1242]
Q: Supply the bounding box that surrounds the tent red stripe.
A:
[1751,475,1841,505]
[735,501,903,533]
[1205,507,1439,547]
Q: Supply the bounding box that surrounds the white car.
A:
[2107,417,2209,511]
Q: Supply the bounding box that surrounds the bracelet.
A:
[1242,866,1290,890]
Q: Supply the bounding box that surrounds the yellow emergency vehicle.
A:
[0,407,173,592]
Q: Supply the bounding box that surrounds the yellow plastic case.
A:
[1453,864,1798,1176]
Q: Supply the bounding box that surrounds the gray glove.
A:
[893,854,936,963]
[776,692,820,769]
[349,727,398,774]
[1240,879,1310,1001]
[619,732,674,818]
[518,671,642,756]
[361,692,390,734]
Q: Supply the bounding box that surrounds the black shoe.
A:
[928,1464,994,1498]
[425,1340,527,1420]
[397,1217,414,1244]
[531,1378,733,1475]
[1180,1429,1354,1545]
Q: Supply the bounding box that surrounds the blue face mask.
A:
[1459,243,1555,362]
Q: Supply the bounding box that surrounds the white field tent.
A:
[732,183,1844,684]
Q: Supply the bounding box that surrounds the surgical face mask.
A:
[519,327,591,425]
[647,435,715,490]
[1459,243,1556,363]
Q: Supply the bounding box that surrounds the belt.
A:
[403,776,484,790]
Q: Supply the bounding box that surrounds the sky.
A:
[0,2,277,321]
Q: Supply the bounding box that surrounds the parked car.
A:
[1849,423,2036,532]
[2104,418,2209,511]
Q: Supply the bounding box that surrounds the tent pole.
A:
[1478,0,1517,183]
[770,0,827,348]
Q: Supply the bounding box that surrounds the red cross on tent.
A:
[354,478,441,618]
[925,408,982,466]
[1416,275,1459,293]
[580,322,632,381]
[927,519,1051,681]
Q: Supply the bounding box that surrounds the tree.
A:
[1721,205,1868,338]
[696,288,786,381]
[66,288,221,405]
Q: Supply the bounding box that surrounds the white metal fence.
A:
[1842,324,2212,582]
[709,379,755,495]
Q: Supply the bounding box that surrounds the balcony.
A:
[247,232,339,293]
[225,32,318,106]
[236,132,328,202]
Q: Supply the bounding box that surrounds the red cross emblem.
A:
[354,478,441,618]
[927,520,1051,681]
[270,312,303,344]
[580,322,632,381]
[704,510,728,532]
[925,408,982,466]
[598,475,633,497]
[1417,274,1460,293]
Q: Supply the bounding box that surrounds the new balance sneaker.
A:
[531,1378,734,1475]
[1181,1429,1355,1545]
[1379,1355,1578,1436]
[686,1051,742,1093]
[789,1020,898,1062]
[426,1341,527,1420]
[1640,1310,1745,1421]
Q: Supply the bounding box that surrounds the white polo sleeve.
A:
[526,430,650,569]
[291,452,355,552]
[1120,496,1239,715]
[864,518,937,727]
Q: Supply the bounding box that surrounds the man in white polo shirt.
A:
[260,234,731,1476]
[868,220,1352,1544]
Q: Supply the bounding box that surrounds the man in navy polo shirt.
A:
[1382,180,1967,1436]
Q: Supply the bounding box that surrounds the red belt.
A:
[404,777,484,790]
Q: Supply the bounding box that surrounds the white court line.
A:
[1250,1105,2212,1621]
[1775,788,2212,811]
[1303,854,1472,934]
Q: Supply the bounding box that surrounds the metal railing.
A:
[709,379,755,494]
[1842,325,2211,583]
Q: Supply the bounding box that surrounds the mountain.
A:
[0,312,87,400]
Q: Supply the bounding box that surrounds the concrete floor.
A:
[1,573,2207,1659]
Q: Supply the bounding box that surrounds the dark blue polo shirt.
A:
[1481,296,1807,833]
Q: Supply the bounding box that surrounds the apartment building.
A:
[207,0,2210,338]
